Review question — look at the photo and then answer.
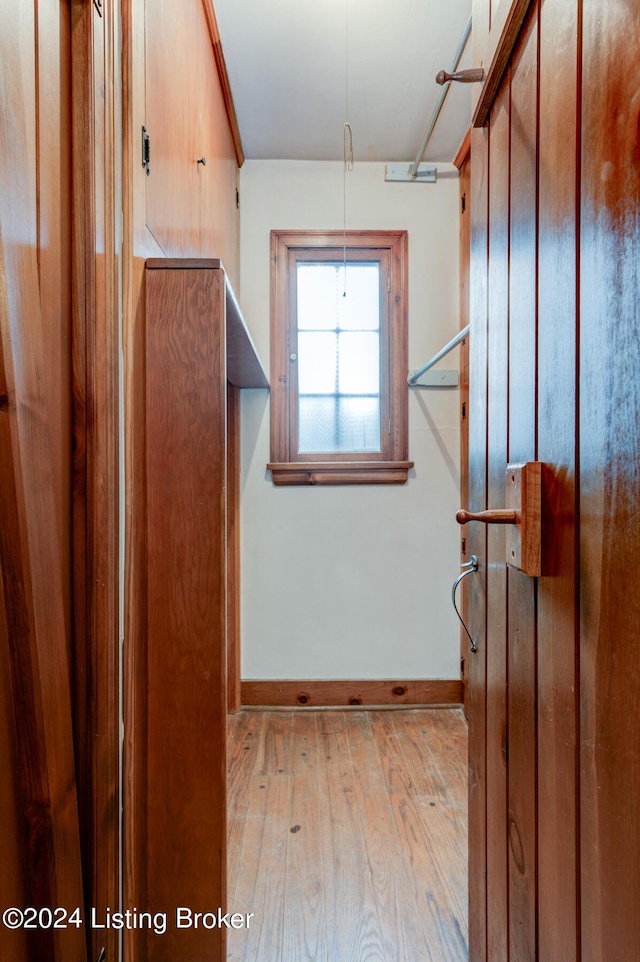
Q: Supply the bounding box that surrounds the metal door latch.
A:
[451,555,479,653]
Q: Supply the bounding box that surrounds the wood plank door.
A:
[468,3,579,959]
[71,1,122,960]
[467,1,640,960]
[0,2,86,959]
[1,1,121,959]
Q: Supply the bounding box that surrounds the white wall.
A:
[239,160,462,680]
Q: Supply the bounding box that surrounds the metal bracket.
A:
[407,369,459,387]
[385,163,437,183]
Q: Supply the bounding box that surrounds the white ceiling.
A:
[214,0,473,164]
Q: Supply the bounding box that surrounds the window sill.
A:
[267,461,414,486]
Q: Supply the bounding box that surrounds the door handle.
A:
[436,68,485,85]
[456,508,517,525]
[454,462,543,577]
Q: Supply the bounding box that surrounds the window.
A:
[268,230,413,485]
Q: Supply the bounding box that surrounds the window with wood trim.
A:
[268,230,413,485]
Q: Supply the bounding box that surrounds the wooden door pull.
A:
[436,68,485,85]
[456,508,517,525]
[456,463,542,577]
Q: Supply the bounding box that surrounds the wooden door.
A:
[0,1,121,959]
[70,1,122,960]
[0,2,86,959]
[467,1,640,960]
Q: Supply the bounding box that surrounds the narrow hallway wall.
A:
[239,160,462,682]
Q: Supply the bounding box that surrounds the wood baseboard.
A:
[240,679,463,709]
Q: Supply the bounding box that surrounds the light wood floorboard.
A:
[227,709,468,962]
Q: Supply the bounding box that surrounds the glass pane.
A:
[297,262,379,331]
[298,396,337,452]
[339,265,380,331]
[295,259,382,455]
[298,396,380,454]
[297,265,342,330]
[298,332,337,393]
[338,332,379,394]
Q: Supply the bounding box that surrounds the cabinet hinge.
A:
[141,126,151,176]
[388,419,392,435]
[387,275,391,293]
[461,192,466,214]
[461,537,466,555]
[236,188,240,209]
[461,400,466,420]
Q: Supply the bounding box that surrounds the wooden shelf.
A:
[146,258,269,389]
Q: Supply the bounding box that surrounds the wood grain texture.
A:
[467,121,489,962]
[506,11,538,960]
[200,0,244,166]
[458,148,471,711]
[579,1,640,958]
[472,0,533,127]
[72,4,122,959]
[268,461,414,486]
[0,564,31,962]
[505,461,541,577]
[123,0,245,945]
[227,709,468,962]
[241,679,464,708]
[485,75,510,962]
[0,4,86,953]
[146,258,268,387]
[536,1,579,957]
[454,129,472,171]
[38,0,73,651]
[144,0,240,285]
[145,266,228,961]
[469,0,640,958]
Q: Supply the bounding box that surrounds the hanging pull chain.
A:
[342,0,352,295]
[342,121,354,295]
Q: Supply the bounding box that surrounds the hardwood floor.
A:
[227,709,468,962]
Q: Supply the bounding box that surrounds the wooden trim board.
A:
[201,0,244,166]
[241,679,464,708]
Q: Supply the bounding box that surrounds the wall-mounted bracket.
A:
[385,163,437,183]
[408,369,459,387]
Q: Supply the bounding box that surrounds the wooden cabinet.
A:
[144,0,241,284]
[143,259,267,962]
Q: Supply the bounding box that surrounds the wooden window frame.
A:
[268,230,413,486]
